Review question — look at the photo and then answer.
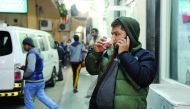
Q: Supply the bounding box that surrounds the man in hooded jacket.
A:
[69,35,86,93]
[85,17,156,109]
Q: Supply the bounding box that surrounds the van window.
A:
[48,36,56,49]
[32,38,38,49]
[0,31,12,56]
[18,33,27,53]
[38,35,49,51]
[38,39,45,51]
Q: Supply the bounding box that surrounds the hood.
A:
[71,41,80,47]
[116,17,142,54]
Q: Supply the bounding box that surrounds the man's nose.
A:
[112,36,115,42]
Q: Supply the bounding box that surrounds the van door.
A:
[47,35,59,72]
[0,31,14,90]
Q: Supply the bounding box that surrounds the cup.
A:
[102,38,112,49]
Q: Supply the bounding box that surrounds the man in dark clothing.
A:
[55,41,64,60]
[20,37,60,109]
[85,17,156,109]
[60,42,65,50]
[60,42,66,66]
[55,41,64,81]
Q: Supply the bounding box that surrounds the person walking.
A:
[20,37,60,109]
[69,35,85,93]
[85,17,156,109]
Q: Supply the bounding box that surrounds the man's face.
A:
[111,26,127,45]
[23,44,30,51]
[91,30,98,37]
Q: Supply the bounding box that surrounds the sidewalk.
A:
[59,67,97,109]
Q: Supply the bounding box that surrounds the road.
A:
[0,67,97,109]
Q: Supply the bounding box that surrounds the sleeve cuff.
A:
[89,48,103,57]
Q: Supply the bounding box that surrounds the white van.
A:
[0,25,59,97]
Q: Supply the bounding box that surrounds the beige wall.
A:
[27,0,64,42]
[70,17,86,41]
[27,0,38,29]
[0,14,27,27]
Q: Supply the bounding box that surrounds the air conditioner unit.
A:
[58,22,70,32]
[147,84,190,109]
[40,19,52,31]
[58,17,71,32]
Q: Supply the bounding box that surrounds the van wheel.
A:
[49,68,56,87]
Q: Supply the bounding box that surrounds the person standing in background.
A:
[60,42,66,66]
[64,39,72,68]
[88,28,99,48]
[69,35,86,93]
[55,41,64,81]
[86,28,100,98]
[60,42,65,50]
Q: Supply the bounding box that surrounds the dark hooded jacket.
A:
[85,17,156,109]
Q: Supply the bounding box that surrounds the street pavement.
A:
[0,67,97,109]
[59,68,97,109]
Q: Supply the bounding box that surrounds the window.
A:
[32,38,38,49]
[170,0,190,85]
[38,35,49,51]
[0,31,12,56]
[38,39,46,51]
[48,36,56,49]
[18,33,27,42]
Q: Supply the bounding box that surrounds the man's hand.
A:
[94,37,107,53]
[117,36,130,54]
